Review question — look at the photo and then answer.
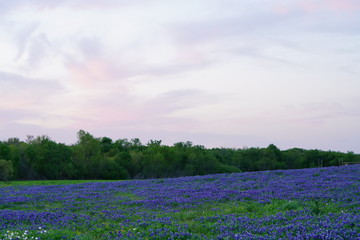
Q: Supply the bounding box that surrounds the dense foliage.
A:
[0,130,359,180]
[0,165,359,239]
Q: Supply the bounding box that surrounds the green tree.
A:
[141,141,176,178]
[0,142,10,160]
[238,148,262,171]
[98,157,129,180]
[187,145,220,175]
[283,148,306,169]
[142,151,166,178]
[100,137,113,155]
[128,150,143,178]
[72,130,102,178]
[0,159,14,181]
[304,150,321,168]
[22,135,73,179]
[261,144,285,170]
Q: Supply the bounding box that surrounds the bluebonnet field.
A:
[1,165,360,239]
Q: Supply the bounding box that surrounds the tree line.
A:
[1,130,359,181]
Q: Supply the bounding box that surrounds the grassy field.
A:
[0,179,120,187]
[1,165,360,239]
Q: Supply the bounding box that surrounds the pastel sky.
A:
[1,0,360,152]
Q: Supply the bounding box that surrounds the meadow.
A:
[1,165,359,239]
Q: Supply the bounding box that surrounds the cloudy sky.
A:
[1,0,360,152]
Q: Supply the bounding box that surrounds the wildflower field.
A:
[1,165,360,239]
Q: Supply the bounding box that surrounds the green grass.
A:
[0,179,120,187]
[155,198,344,235]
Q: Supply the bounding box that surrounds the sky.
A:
[1,0,360,152]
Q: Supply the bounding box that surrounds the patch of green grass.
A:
[0,179,121,187]
[152,198,344,236]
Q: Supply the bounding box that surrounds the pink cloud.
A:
[0,96,37,111]
[66,57,123,89]
[272,4,292,15]
[273,0,360,15]
[299,1,321,13]
[27,0,147,11]
[65,88,209,135]
[174,48,206,65]
[324,0,360,11]
[71,0,124,10]
[0,72,62,108]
